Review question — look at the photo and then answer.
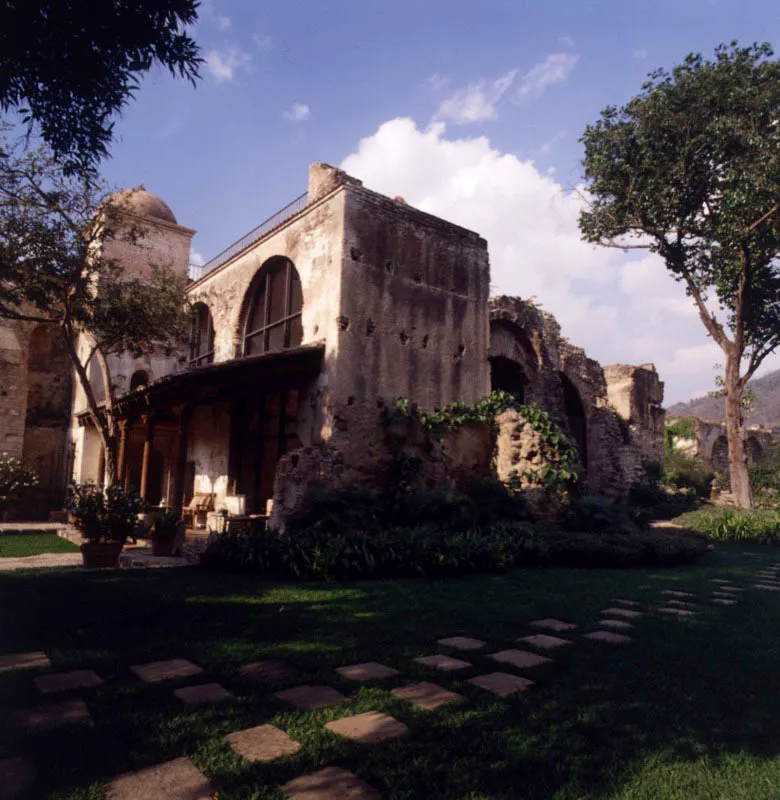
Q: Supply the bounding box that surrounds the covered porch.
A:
[76,344,325,525]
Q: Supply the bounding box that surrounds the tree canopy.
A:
[0,0,201,173]
[579,42,780,507]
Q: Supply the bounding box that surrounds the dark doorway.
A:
[560,372,588,467]
[490,357,527,404]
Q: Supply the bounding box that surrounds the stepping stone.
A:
[237,659,299,683]
[282,766,380,800]
[488,649,551,669]
[614,599,640,607]
[664,600,699,610]
[601,607,643,619]
[530,618,577,632]
[0,651,50,675]
[437,636,486,651]
[105,757,214,800]
[660,590,694,598]
[275,685,346,710]
[0,756,35,800]
[719,586,742,593]
[712,598,737,606]
[226,724,301,762]
[469,672,534,697]
[600,618,633,631]
[34,669,103,695]
[336,662,399,681]
[414,654,471,672]
[174,683,232,705]
[391,681,464,710]
[658,607,696,617]
[130,659,202,683]
[712,579,733,584]
[517,634,571,650]
[11,699,92,734]
[325,711,408,744]
[754,584,780,591]
[583,631,632,644]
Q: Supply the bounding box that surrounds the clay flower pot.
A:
[152,533,176,557]
[80,541,124,569]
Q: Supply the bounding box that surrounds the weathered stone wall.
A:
[685,417,778,467]
[0,321,27,460]
[488,296,665,500]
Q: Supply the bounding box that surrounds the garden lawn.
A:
[0,534,79,558]
[3,544,780,799]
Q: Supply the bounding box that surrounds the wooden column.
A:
[116,420,129,484]
[139,413,155,502]
[172,405,191,512]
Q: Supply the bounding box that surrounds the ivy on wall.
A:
[383,390,580,495]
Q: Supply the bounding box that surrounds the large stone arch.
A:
[236,256,304,357]
[488,319,541,403]
[711,435,729,472]
[746,435,763,464]
[559,371,588,468]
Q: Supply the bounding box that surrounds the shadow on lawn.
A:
[2,548,780,799]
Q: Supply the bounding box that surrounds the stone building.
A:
[0,163,665,521]
[668,416,779,472]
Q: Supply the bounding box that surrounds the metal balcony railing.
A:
[188,191,309,282]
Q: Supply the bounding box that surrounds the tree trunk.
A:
[724,355,753,508]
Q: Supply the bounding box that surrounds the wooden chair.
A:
[182,493,215,529]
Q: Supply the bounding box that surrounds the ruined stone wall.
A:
[488,296,665,500]
[0,320,27,460]
[322,184,490,485]
[688,417,777,466]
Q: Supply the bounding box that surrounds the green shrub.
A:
[202,521,544,581]
[750,442,780,510]
[0,453,38,515]
[689,508,780,544]
[562,495,639,535]
[65,483,142,544]
[664,450,714,498]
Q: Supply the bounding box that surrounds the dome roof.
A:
[111,188,177,225]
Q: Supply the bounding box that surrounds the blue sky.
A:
[100,0,780,403]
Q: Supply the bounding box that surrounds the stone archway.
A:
[711,435,729,472]
[490,356,527,404]
[560,372,588,468]
[747,436,763,464]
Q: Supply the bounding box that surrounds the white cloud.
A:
[205,47,252,82]
[516,52,579,101]
[215,15,231,30]
[634,47,649,60]
[435,69,517,124]
[340,117,755,403]
[559,35,575,48]
[283,103,311,122]
[190,250,206,267]
[426,73,449,91]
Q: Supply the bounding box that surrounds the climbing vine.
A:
[383,390,580,495]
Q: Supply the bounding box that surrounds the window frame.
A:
[189,303,215,368]
[243,258,302,357]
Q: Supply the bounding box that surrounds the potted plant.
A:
[0,453,38,521]
[65,483,142,568]
[151,507,185,557]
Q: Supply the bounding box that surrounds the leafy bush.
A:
[750,442,780,510]
[153,507,183,537]
[682,508,780,544]
[664,450,714,498]
[562,495,639,535]
[286,479,531,536]
[65,483,142,544]
[203,521,544,581]
[0,453,38,515]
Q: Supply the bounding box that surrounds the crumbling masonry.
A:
[0,164,665,521]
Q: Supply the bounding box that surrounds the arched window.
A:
[189,303,215,367]
[129,370,149,391]
[243,257,303,357]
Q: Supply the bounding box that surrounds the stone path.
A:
[0,552,83,571]
[7,554,780,799]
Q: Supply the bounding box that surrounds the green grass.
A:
[673,507,780,542]
[0,533,79,558]
[3,546,780,799]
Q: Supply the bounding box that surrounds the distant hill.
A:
[668,368,780,427]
